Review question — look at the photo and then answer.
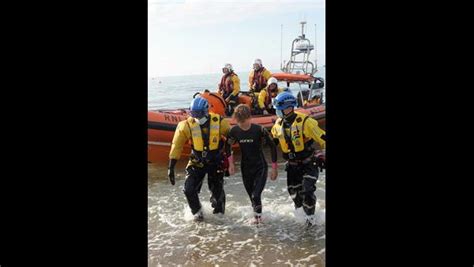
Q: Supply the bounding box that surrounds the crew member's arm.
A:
[231,75,240,96]
[225,81,233,102]
[270,124,281,147]
[303,118,326,170]
[217,79,223,94]
[168,121,191,185]
[263,69,272,81]
[258,89,267,109]
[248,71,254,90]
[303,117,326,149]
[169,121,191,160]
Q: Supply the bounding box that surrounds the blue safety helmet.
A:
[273,91,297,110]
[190,97,209,118]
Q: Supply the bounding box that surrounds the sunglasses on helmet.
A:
[276,99,294,107]
[190,110,206,118]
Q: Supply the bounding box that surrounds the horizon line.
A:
[149,66,326,79]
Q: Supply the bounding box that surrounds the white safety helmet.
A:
[267,77,278,85]
[253,59,262,70]
[223,63,233,72]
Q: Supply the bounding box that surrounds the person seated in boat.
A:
[297,90,322,107]
[257,77,284,115]
[167,96,231,222]
[306,95,321,106]
[248,59,272,94]
[226,104,278,224]
[217,63,240,116]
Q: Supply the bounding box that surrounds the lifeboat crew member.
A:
[226,104,278,224]
[168,97,231,222]
[270,92,326,227]
[258,77,285,115]
[248,59,272,94]
[217,63,240,116]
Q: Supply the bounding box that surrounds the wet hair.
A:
[232,104,251,123]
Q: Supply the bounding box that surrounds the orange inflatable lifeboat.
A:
[148,92,325,164]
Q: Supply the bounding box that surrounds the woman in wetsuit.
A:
[226,104,278,224]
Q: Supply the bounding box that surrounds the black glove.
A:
[315,151,326,172]
[168,159,177,185]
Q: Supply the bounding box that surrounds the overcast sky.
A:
[149,0,325,77]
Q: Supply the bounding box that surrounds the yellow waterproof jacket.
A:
[248,68,272,92]
[218,73,240,97]
[271,112,326,154]
[229,75,240,96]
[169,113,231,160]
[258,87,284,109]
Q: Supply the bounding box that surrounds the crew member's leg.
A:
[286,163,304,209]
[207,164,226,214]
[226,94,239,116]
[301,160,319,217]
[183,164,207,216]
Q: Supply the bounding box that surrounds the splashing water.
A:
[148,156,326,266]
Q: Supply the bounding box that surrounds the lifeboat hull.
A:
[148,104,325,164]
[272,72,315,83]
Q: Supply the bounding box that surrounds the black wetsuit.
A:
[227,124,277,214]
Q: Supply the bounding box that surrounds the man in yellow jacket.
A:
[248,59,272,94]
[168,96,231,221]
[217,63,240,116]
[271,92,326,227]
[258,77,285,115]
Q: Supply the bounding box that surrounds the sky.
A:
[148,0,325,77]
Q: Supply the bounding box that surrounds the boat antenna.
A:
[280,24,283,71]
[314,24,317,73]
[300,20,306,38]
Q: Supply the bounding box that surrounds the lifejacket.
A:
[219,72,237,98]
[186,113,221,152]
[251,67,268,92]
[273,112,313,154]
